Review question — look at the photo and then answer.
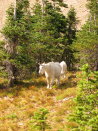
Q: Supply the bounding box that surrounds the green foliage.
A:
[31,1,77,66]
[0,41,6,61]
[86,0,98,15]
[0,0,77,83]
[1,0,34,80]
[0,41,8,77]
[31,1,68,62]
[87,0,98,34]
[30,108,50,131]
[5,113,17,119]
[62,7,77,69]
[51,0,68,8]
[72,23,98,70]
[69,64,98,131]
[72,0,98,70]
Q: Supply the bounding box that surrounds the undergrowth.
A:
[0,71,77,131]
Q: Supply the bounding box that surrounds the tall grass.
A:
[0,72,78,131]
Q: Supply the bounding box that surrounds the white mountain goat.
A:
[39,62,61,89]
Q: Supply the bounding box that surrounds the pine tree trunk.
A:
[89,15,92,32]
[3,60,17,87]
[42,0,45,15]
[14,0,16,20]
[94,13,96,34]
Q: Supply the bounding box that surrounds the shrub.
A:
[30,108,50,131]
[69,64,98,131]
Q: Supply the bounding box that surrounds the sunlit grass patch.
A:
[0,78,8,84]
[0,71,78,131]
[0,121,19,131]
[56,87,77,101]
[0,99,11,111]
[66,121,79,129]
[32,76,46,87]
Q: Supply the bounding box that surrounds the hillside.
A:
[0,0,88,34]
[0,72,78,131]
[0,0,97,130]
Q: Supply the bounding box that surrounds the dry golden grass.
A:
[0,71,78,131]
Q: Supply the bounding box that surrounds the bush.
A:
[69,64,98,131]
[30,108,51,131]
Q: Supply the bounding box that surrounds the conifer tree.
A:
[31,0,68,63]
[30,108,50,131]
[62,7,77,70]
[1,0,33,86]
[72,0,98,70]
[69,64,98,131]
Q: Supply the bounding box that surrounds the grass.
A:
[0,71,78,131]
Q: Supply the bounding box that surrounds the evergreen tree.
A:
[62,7,77,70]
[72,24,98,70]
[72,0,98,70]
[30,108,50,131]
[31,0,68,63]
[1,0,33,86]
[51,0,68,8]
[87,0,98,32]
[69,64,98,131]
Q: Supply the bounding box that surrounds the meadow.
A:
[0,71,78,131]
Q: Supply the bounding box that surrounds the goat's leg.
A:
[46,77,50,89]
[50,77,54,89]
[57,77,60,87]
